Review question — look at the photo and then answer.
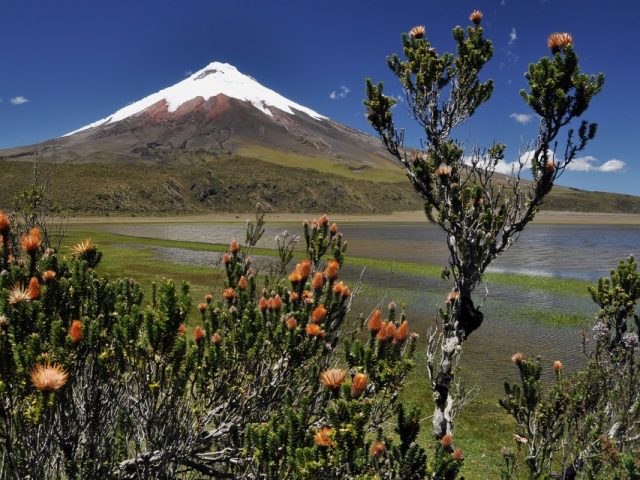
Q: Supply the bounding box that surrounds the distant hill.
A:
[0,61,637,215]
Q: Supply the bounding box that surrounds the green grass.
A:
[66,228,593,300]
[236,145,408,183]
[399,352,515,479]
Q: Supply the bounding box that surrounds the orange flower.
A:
[333,281,346,296]
[0,211,10,234]
[314,427,334,447]
[306,323,325,338]
[376,322,396,342]
[259,297,269,310]
[205,293,213,304]
[319,214,329,226]
[409,25,425,39]
[198,303,207,313]
[452,448,464,462]
[329,222,338,237]
[469,9,483,24]
[223,288,235,300]
[272,294,282,310]
[370,441,386,458]
[289,291,299,302]
[194,326,205,342]
[545,160,556,174]
[20,228,41,253]
[8,284,30,305]
[511,352,526,365]
[71,239,95,256]
[230,240,240,254]
[340,285,351,299]
[69,320,83,343]
[553,360,563,372]
[211,332,222,344]
[27,277,41,300]
[312,272,324,290]
[297,259,312,279]
[222,253,231,265]
[325,259,340,280]
[312,304,327,323]
[548,32,573,53]
[394,320,409,344]
[238,275,248,290]
[289,271,302,284]
[42,270,56,283]
[446,290,460,305]
[368,309,383,333]
[351,373,368,398]
[320,368,347,391]
[286,317,298,330]
[177,324,187,335]
[30,363,68,392]
[441,432,453,447]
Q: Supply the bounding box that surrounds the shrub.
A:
[365,10,603,440]
[0,212,455,479]
[501,257,640,479]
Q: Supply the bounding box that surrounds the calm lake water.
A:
[89,221,640,395]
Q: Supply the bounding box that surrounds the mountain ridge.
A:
[0,61,638,215]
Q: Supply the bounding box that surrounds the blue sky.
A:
[0,0,637,195]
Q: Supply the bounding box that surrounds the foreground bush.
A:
[0,212,470,479]
[501,257,640,479]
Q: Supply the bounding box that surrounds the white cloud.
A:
[565,156,626,172]
[184,70,193,77]
[500,0,506,5]
[329,86,350,100]
[465,151,625,175]
[509,113,533,125]
[10,96,29,105]
[508,28,517,46]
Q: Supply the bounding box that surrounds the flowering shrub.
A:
[501,257,640,479]
[0,211,471,479]
[365,10,604,441]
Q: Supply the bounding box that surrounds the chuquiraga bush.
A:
[365,9,604,442]
[0,210,466,479]
[501,257,640,479]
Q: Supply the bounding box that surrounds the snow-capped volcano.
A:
[66,62,326,136]
[0,61,397,178]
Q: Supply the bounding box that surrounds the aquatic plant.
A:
[365,11,604,440]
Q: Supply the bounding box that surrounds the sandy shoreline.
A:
[65,210,640,226]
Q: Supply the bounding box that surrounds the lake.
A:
[86,221,640,395]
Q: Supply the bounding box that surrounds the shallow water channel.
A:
[90,221,640,397]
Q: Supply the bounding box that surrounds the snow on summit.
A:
[65,62,326,136]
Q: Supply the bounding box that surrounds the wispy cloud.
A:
[184,70,193,77]
[329,86,350,100]
[465,151,626,175]
[500,0,506,5]
[508,27,517,47]
[509,113,533,125]
[10,96,29,105]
